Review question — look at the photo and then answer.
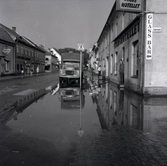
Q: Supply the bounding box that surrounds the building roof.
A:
[0,23,35,48]
[0,26,14,44]
[52,47,61,55]
[22,36,46,53]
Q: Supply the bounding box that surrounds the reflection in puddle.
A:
[2,74,167,145]
[0,89,46,125]
[92,82,167,130]
[88,78,167,148]
[1,73,167,164]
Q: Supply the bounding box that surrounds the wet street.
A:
[0,72,167,166]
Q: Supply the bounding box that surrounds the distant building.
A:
[0,26,15,76]
[45,50,59,72]
[50,48,61,64]
[0,23,45,75]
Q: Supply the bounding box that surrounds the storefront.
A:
[0,30,15,76]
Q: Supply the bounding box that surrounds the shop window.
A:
[5,61,9,71]
[17,64,19,72]
[114,52,118,75]
[20,64,23,70]
[131,40,139,78]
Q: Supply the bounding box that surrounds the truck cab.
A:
[59,52,83,87]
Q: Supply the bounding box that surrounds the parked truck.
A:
[59,51,83,87]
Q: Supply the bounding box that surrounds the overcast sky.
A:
[0,0,115,50]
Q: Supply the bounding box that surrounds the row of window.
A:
[16,45,44,59]
[99,13,138,53]
[108,40,139,78]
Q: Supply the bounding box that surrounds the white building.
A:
[50,48,61,63]
[92,0,167,96]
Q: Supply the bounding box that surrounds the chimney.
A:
[12,27,16,32]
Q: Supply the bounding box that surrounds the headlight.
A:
[60,69,66,76]
[74,89,80,95]
[74,70,79,76]
[60,91,65,96]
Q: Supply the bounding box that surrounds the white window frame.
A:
[114,52,118,75]
[131,40,139,78]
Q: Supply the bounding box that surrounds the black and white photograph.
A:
[0,0,167,165]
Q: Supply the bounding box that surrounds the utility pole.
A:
[78,43,84,89]
[77,43,84,137]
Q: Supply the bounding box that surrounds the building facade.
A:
[0,27,15,76]
[93,0,167,96]
[45,51,59,72]
[0,24,46,75]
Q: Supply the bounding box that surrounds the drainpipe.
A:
[140,0,147,94]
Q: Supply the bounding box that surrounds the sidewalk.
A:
[0,72,54,81]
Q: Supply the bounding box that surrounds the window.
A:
[115,23,118,37]
[122,13,125,30]
[21,47,23,54]
[5,61,9,71]
[16,45,19,53]
[114,52,118,75]
[122,47,125,61]
[17,64,19,72]
[132,40,139,77]
[25,48,27,55]
[110,24,113,41]
[110,54,113,74]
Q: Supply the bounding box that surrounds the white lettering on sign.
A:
[146,14,153,60]
[116,0,142,13]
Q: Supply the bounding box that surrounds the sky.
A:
[0,0,115,50]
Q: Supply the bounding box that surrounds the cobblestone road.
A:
[69,126,167,166]
[1,72,167,166]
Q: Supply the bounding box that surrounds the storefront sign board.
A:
[116,0,142,13]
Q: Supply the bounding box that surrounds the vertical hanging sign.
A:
[146,13,153,60]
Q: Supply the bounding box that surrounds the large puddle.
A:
[1,75,167,165]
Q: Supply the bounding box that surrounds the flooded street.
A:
[0,73,167,165]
